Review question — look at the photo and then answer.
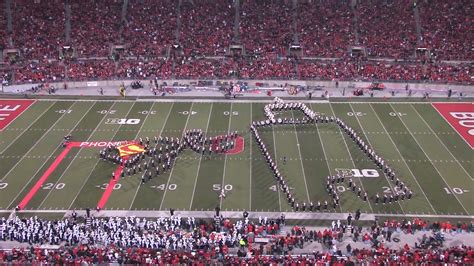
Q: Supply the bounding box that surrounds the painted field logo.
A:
[117,143,145,157]
[105,118,141,125]
[335,168,380,178]
[433,103,474,148]
[0,99,35,131]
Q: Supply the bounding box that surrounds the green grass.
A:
[0,100,472,217]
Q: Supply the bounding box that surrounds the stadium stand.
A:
[297,0,355,58]
[0,216,472,264]
[0,0,472,85]
[356,0,418,59]
[123,0,177,58]
[418,0,473,60]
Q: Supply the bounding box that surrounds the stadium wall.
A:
[2,79,472,94]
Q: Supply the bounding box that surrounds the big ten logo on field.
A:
[105,118,141,125]
[335,168,380,178]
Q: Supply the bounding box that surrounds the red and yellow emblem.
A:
[117,143,145,157]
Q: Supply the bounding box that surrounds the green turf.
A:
[0,100,472,217]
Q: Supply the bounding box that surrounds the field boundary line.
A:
[249,103,253,210]
[129,102,168,209]
[219,103,233,209]
[271,125,283,212]
[37,103,97,208]
[364,104,437,214]
[387,103,469,214]
[410,104,473,181]
[327,103,373,212]
[66,102,133,210]
[127,103,157,209]
[430,103,474,150]
[159,103,194,210]
[189,103,213,209]
[0,99,36,132]
[6,209,474,220]
[97,102,155,209]
[0,101,56,176]
[0,99,36,144]
[349,104,406,214]
[6,101,82,209]
[290,111,311,203]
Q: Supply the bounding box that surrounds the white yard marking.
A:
[387,103,469,214]
[128,103,159,209]
[349,104,406,214]
[249,103,253,210]
[6,101,83,208]
[38,103,97,208]
[159,103,194,210]
[219,103,233,209]
[430,103,473,149]
[67,102,134,210]
[0,101,49,155]
[410,105,473,181]
[0,102,58,181]
[363,104,437,214]
[290,111,311,203]
[271,124,282,212]
[189,103,213,209]
[326,103,373,212]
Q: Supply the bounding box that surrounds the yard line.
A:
[327,103,373,212]
[189,103,213,209]
[37,102,97,208]
[430,103,473,149]
[129,102,167,210]
[219,103,233,209]
[0,102,57,181]
[411,104,473,181]
[349,104,406,214]
[387,103,469,214]
[249,103,252,210]
[271,123,282,212]
[6,101,82,209]
[0,100,48,155]
[67,102,134,210]
[361,104,438,214]
[290,111,311,203]
[313,119,344,213]
[159,103,194,210]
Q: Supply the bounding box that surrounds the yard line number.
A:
[42,183,65,190]
[444,187,469,195]
[151,184,177,191]
[213,184,233,191]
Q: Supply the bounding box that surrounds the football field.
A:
[0,99,472,218]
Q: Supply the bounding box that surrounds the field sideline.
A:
[0,99,472,218]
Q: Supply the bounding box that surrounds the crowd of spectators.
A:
[298,0,355,58]
[298,60,472,84]
[71,0,122,58]
[0,0,472,85]
[11,0,65,60]
[356,0,418,59]
[418,0,474,60]
[123,0,177,58]
[180,0,233,57]
[240,0,292,57]
[0,0,8,50]
[0,215,472,264]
